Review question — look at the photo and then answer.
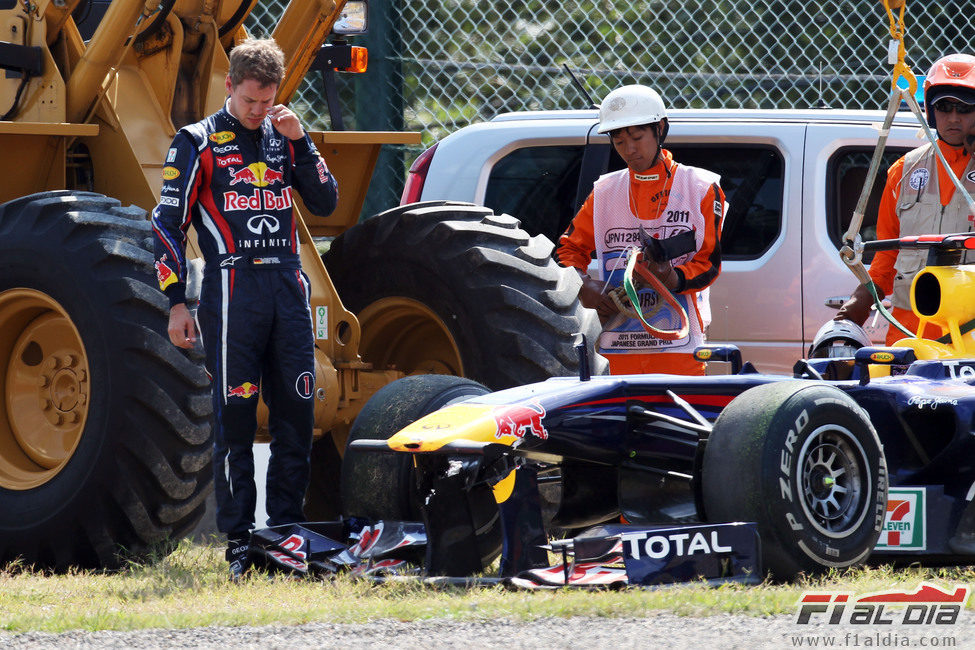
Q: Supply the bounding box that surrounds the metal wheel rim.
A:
[798,424,871,538]
[0,289,90,490]
[357,297,463,377]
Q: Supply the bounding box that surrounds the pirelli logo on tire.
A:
[777,409,808,504]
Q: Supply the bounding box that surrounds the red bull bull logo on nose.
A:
[493,402,548,440]
[227,381,259,398]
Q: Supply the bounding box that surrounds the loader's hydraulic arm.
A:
[0,0,419,442]
[66,0,162,124]
[272,0,339,104]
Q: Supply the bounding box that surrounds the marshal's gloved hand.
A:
[835,283,881,326]
[639,226,693,292]
[641,255,679,291]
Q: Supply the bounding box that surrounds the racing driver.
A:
[152,37,338,579]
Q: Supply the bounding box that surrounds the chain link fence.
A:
[246,0,975,218]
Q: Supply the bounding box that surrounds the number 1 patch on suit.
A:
[295,371,314,399]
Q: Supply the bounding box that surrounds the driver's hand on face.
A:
[267,105,305,140]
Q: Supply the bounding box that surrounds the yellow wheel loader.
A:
[0,0,601,568]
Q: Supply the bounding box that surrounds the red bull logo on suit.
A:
[154,255,177,290]
[223,187,293,211]
[228,162,285,187]
[227,382,259,398]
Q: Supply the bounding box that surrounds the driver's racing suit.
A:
[152,104,338,538]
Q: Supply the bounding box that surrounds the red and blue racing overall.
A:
[152,103,338,539]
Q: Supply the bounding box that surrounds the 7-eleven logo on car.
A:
[875,487,925,550]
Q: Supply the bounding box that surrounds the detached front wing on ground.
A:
[246,520,762,587]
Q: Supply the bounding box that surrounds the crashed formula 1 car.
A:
[336,233,975,586]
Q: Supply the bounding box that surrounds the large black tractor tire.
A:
[323,202,606,390]
[340,375,502,565]
[0,191,213,570]
[702,381,887,580]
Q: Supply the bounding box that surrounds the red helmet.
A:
[923,54,975,129]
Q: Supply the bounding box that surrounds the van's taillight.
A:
[400,143,438,205]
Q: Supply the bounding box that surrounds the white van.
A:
[402,108,927,373]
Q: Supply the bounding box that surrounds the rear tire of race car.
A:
[0,191,213,570]
[340,374,503,567]
[701,381,887,581]
[323,202,606,390]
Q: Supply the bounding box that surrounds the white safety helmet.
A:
[597,85,668,134]
[807,319,872,359]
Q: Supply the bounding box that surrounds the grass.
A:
[1,540,974,634]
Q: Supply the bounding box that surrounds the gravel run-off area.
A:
[4,611,975,649]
